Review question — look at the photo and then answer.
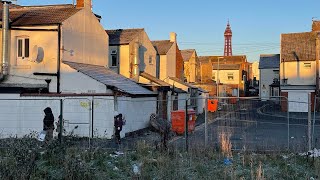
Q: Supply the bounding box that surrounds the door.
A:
[288,91,308,112]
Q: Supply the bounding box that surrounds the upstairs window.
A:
[227,73,234,80]
[304,63,311,69]
[149,56,153,64]
[110,50,118,67]
[212,72,216,80]
[17,37,29,60]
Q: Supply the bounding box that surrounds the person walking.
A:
[114,112,124,144]
[43,107,54,144]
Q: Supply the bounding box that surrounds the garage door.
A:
[288,92,308,112]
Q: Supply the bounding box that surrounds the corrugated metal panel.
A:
[63,61,156,96]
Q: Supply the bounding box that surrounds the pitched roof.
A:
[181,49,195,62]
[0,4,80,26]
[140,72,171,86]
[259,54,280,69]
[281,32,318,62]
[198,55,247,64]
[106,29,144,45]
[63,61,156,96]
[169,77,197,89]
[152,40,174,55]
[212,64,241,70]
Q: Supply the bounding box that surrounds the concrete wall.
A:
[0,95,159,139]
[252,61,260,81]
[60,63,112,94]
[109,31,157,79]
[0,27,59,92]
[184,51,197,83]
[159,44,176,80]
[280,61,316,86]
[62,8,109,66]
[259,68,279,99]
[130,31,157,77]
[117,97,157,137]
[212,69,240,85]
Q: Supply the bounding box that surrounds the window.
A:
[111,55,118,67]
[17,37,29,60]
[149,56,153,64]
[304,63,311,69]
[227,73,234,80]
[212,72,216,80]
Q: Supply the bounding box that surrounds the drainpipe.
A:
[132,42,140,82]
[1,1,11,80]
[57,24,61,93]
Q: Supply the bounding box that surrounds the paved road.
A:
[171,100,320,152]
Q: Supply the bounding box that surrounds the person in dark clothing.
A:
[43,107,54,144]
[114,113,124,144]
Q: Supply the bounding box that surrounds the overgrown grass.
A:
[0,138,319,180]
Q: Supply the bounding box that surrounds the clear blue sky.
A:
[19,0,320,62]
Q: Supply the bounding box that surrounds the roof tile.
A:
[152,40,174,55]
[106,29,144,45]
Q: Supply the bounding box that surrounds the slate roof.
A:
[152,40,174,55]
[212,64,241,70]
[281,32,318,62]
[63,61,156,96]
[0,4,80,26]
[106,29,144,45]
[140,72,170,86]
[259,54,280,69]
[181,49,195,62]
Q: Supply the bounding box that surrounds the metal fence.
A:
[1,96,319,153]
[170,96,320,153]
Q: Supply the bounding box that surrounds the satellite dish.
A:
[31,45,44,63]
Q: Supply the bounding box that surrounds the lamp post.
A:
[217,57,224,97]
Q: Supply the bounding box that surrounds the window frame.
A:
[304,63,311,69]
[227,72,234,81]
[17,37,30,60]
[111,54,118,67]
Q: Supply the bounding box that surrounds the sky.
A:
[18,0,320,62]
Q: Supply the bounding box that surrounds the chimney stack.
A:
[170,32,177,43]
[76,0,92,9]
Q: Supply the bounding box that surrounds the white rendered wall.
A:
[259,68,278,99]
[117,97,157,137]
[280,61,316,86]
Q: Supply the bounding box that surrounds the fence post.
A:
[287,97,290,151]
[205,97,208,148]
[185,99,189,152]
[59,99,63,144]
[313,96,317,148]
[308,93,312,151]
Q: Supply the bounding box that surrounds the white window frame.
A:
[17,37,30,60]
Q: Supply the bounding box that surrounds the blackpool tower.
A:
[224,21,233,56]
